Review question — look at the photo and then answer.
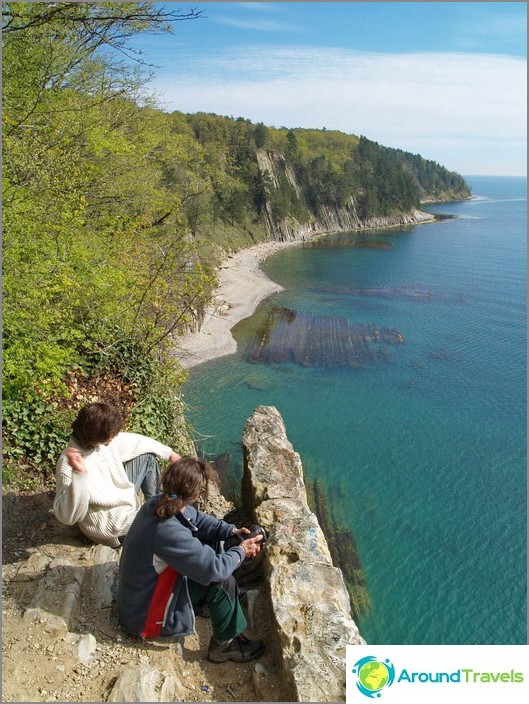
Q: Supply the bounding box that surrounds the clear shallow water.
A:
[183,176,527,645]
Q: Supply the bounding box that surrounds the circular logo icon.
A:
[352,656,395,698]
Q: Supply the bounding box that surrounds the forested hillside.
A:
[2,2,470,486]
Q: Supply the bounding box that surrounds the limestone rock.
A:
[84,544,119,611]
[29,558,84,628]
[201,480,233,518]
[159,673,180,702]
[13,551,52,605]
[256,148,436,242]
[106,665,182,702]
[22,607,69,639]
[16,551,52,579]
[77,633,97,663]
[243,405,365,703]
[106,665,160,702]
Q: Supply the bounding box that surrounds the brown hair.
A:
[154,457,219,521]
[71,403,124,449]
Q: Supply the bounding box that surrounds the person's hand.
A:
[232,527,251,538]
[66,448,87,474]
[168,452,181,464]
[240,534,264,559]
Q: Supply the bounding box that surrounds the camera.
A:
[224,524,267,551]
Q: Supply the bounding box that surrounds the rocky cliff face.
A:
[257,149,436,242]
[242,405,365,702]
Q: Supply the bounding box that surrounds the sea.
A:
[183,175,527,645]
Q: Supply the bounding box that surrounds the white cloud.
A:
[213,17,297,32]
[211,2,295,32]
[151,46,527,175]
[456,7,527,49]
[235,2,286,13]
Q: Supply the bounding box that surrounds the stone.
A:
[106,666,183,703]
[256,149,435,242]
[76,633,97,663]
[23,608,69,639]
[15,551,51,580]
[84,544,119,611]
[29,558,84,628]
[242,405,365,703]
[106,665,160,702]
[159,674,180,702]
[12,551,53,604]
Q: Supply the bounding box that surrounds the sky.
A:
[130,2,527,177]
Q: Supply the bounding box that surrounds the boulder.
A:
[242,405,365,702]
[28,557,84,628]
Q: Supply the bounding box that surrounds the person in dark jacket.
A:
[118,456,265,663]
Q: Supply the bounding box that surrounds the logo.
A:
[352,656,396,698]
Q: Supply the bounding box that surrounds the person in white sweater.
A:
[53,402,180,547]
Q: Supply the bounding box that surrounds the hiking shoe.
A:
[207,634,265,663]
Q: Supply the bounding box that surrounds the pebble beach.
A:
[175,241,301,369]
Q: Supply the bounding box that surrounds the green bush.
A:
[2,396,73,475]
[87,328,191,451]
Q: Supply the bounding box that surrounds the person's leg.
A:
[188,576,246,642]
[188,576,264,662]
[122,453,160,499]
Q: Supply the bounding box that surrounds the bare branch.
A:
[3,3,204,34]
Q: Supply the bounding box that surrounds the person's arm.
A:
[185,508,264,560]
[187,506,239,544]
[53,453,91,525]
[112,432,180,464]
[154,520,246,586]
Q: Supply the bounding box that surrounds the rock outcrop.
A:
[242,405,365,702]
[4,409,365,702]
[257,149,436,242]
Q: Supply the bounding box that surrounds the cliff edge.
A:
[242,405,365,702]
[2,406,364,702]
[256,149,437,242]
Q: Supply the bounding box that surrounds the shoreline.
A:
[175,240,302,369]
[174,209,442,370]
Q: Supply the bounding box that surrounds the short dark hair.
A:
[154,457,219,520]
[71,403,123,449]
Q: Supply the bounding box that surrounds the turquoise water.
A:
[183,176,527,645]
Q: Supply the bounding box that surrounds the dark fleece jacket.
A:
[118,497,246,638]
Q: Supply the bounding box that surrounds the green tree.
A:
[2,2,208,478]
[254,122,269,149]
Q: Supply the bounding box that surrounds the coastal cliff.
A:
[4,100,472,494]
[256,149,436,242]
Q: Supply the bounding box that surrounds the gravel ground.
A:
[2,489,289,703]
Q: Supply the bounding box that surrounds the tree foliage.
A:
[2,3,471,482]
[2,2,210,477]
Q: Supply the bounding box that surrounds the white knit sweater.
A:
[53,432,173,547]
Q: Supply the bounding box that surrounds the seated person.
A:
[118,456,265,663]
[53,402,180,547]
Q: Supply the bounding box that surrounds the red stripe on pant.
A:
[141,567,180,638]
